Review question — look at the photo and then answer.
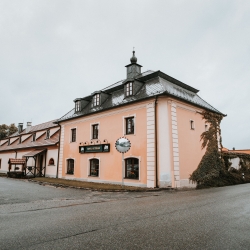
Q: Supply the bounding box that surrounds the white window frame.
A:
[87,157,101,178]
[90,122,100,140]
[93,94,100,107]
[124,156,141,181]
[70,127,77,143]
[32,133,36,142]
[125,82,133,96]
[75,101,81,112]
[65,158,75,176]
[123,114,136,136]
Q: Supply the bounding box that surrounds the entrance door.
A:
[39,155,43,177]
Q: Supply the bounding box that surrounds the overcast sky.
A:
[0,0,249,149]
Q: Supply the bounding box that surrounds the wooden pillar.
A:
[34,156,37,178]
[44,152,47,177]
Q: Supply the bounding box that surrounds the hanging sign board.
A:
[79,144,110,153]
[115,137,131,153]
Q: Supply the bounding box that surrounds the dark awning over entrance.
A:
[23,149,47,157]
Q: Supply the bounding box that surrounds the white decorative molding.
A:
[171,102,180,187]
[58,125,64,178]
[146,102,155,188]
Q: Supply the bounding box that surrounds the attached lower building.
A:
[0,120,60,178]
[56,51,224,188]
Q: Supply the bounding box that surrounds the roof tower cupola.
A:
[125,50,142,80]
[130,50,137,63]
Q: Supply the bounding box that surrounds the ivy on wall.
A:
[189,110,225,185]
[189,110,250,188]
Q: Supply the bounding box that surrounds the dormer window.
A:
[93,94,100,107]
[125,82,133,97]
[32,133,36,141]
[19,137,22,144]
[75,101,81,112]
[46,130,50,139]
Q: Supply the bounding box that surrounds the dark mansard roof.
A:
[57,70,224,123]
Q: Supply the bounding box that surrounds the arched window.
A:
[125,158,139,179]
[67,159,74,175]
[89,159,99,177]
[48,158,54,165]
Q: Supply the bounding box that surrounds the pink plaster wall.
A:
[176,105,206,181]
[61,102,149,186]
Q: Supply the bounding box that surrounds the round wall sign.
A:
[115,137,131,153]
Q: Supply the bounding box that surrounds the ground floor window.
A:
[125,158,139,179]
[67,159,74,175]
[49,158,54,165]
[89,159,99,177]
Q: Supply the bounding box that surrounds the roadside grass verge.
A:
[30,177,161,192]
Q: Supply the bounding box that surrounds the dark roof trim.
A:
[137,71,199,94]
[3,126,60,140]
[125,63,143,67]
[56,92,225,124]
[0,143,58,152]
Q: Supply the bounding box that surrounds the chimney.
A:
[26,122,32,133]
[18,123,23,134]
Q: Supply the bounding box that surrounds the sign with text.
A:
[79,144,110,154]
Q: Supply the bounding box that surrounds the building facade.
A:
[0,120,60,178]
[56,52,224,188]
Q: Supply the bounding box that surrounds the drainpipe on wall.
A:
[154,96,159,188]
[56,124,61,178]
[14,150,17,171]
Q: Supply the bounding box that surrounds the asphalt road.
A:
[0,178,250,250]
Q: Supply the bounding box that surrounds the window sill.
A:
[88,175,99,178]
[70,141,77,143]
[124,178,139,181]
[48,164,55,166]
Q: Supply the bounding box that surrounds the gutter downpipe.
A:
[14,150,17,171]
[56,123,61,178]
[155,96,159,188]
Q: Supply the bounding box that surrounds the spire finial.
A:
[130,48,137,63]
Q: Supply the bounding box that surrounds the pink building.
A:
[56,52,224,188]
